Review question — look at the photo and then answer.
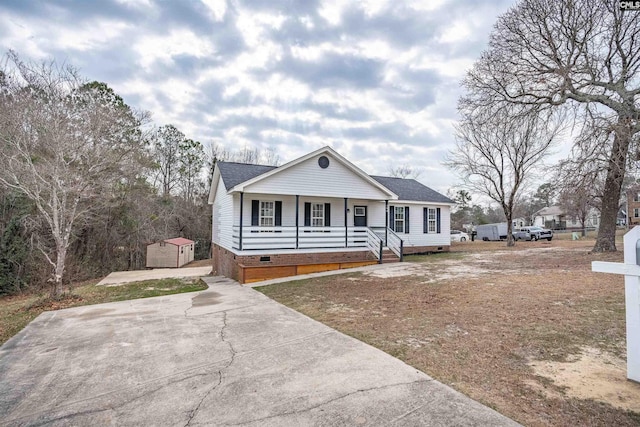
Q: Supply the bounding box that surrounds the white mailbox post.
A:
[592,226,640,382]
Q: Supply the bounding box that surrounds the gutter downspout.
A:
[296,195,299,249]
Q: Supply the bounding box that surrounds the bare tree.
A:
[178,138,205,203]
[0,51,147,297]
[559,184,595,237]
[463,0,640,251]
[207,143,280,168]
[389,165,422,179]
[150,125,185,197]
[448,107,562,246]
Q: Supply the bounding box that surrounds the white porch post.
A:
[295,195,299,249]
[344,197,348,248]
[592,226,640,382]
[385,200,388,246]
[239,192,244,251]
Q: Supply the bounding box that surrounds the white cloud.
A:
[318,0,351,26]
[200,0,227,21]
[134,29,215,69]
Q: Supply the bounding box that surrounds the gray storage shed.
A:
[146,237,195,268]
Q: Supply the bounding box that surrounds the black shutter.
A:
[436,208,441,233]
[251,200,259,226]
[404,206,410,234]
[389,206,395,231]
[304,203,311,226]
[324,203,331,226]
[423,208,428,234]
[275,201,282,226]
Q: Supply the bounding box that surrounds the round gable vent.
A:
[318,156,330,169]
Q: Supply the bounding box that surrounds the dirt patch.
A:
[260,237,640,426]
[528,347,640,412]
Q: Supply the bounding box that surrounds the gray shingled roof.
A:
[371,176,454,203]
[216,162,453,204]
[216,162,277,190]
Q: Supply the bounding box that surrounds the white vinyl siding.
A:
[212,177,234,249]
[390,203,451,247]
[242,154,391,200]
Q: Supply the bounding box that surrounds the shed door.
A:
[353,206,367,227]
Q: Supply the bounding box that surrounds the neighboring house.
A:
[146,237,195,268]
[627,187,640,227]
[618,208,628,227]
[533,205,600,230]
[208,146,454,284]
[512,218,526,228]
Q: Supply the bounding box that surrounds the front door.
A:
[353,205,367,227]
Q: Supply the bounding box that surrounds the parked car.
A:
[521,226,553,241]
[513,228,532,241]
[451,230,470,242]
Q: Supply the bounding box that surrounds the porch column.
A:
[344,197,348,248]
[239,192,244,251]
[385,200,389,246]
[295,195,299,249]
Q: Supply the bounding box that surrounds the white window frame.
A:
[312,203,325,227]
[427,208,437,233]
[394,207,405,232]
[260,201,274,227]
[354,206,366,217]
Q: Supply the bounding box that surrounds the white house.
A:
[533,205,600,230]
[208,146,454,283]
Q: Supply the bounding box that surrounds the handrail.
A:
[365,227,383,262]
[386,228,403,261]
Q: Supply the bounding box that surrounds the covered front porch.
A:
[231,193,403,263]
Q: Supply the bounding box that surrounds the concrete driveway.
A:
[0,276,519,426]
[96,266,212,286]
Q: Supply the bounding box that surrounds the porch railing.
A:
[387,228,404,261]
[366,228,383,262]
[232,226,372,250]
[230,225,402,263]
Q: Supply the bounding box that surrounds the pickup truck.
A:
[514,226,553,241]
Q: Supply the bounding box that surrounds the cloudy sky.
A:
[0,0,516,194]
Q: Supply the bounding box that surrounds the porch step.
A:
[381,248,400,263]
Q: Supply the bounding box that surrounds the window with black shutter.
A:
[252,200,282,228]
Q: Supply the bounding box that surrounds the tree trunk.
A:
[506,212,515,247]
[593,123,631,252]
[51,244,66,298]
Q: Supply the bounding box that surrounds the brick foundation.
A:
[211,243,449,283]
[212,243,377,284]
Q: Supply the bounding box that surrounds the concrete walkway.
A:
[0,276,519,426]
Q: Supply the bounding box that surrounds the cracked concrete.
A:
[0,276,519,426]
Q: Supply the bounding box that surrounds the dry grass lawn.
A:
[258,237,640,426]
